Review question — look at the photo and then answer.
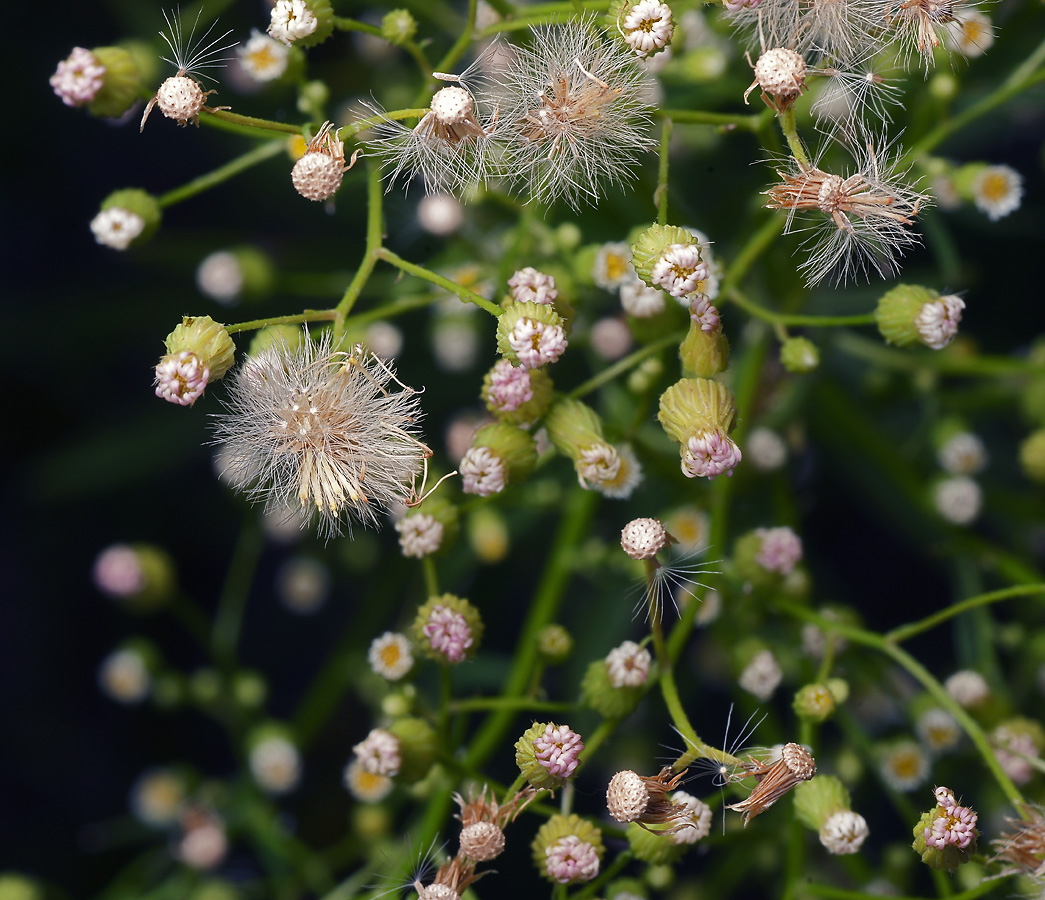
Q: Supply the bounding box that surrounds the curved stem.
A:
[725,287,876,327]
[339,108,430,142]
[334,163,385,335]
[202,109,304,136]
[157,140,285,208]
[886,585,1045,644]
[657,118,672,224]
[656,108,768,133]
[225,309,336,335]
[568,331,685,400]
[833,331,1045,377]
[376,248,504,316]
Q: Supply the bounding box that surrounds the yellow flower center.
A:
[979,172,1010,203]
[380,644,402,667]
[606,253,629,281]
[249,46,278,72]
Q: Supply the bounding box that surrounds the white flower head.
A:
[593,242,634,290]
[417,193,464,235]
[933,475,982,525]
[91,207,145,250]
[368,631,414,680]
[576,442,622,490]
[238,29,290,81]
[746,426,788,472]
[915,294,964,350]
[130,769,186,826]
[739,649,782,701]
[212,334,430,541]
[937,432,987,476]
[196,251,244,304]
[944,670,990,708]
[269,0,318,44]
[621,1,675,56]
[343,759,393,802]
[396,513,444,558]
[99,648,151,704]
[51,47,106,107]
[972,165,1023,221]
[275,556,330,613]
[915,707,961,754]
[593,444,644,499]
[249,736,302,795]
[946,9,994,57]
[879,739,930,791]
[669,790,713,844]
[460,446,507,496]
[620,276,666,318]
[605,640,652,687]
[353,728,401,776]
[491,18,656,209]
[820,810,869,854]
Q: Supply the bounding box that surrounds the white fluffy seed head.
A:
[606,770,650,822]
[156,75,206,124]
[754,49,807,100]
[459,821,506,861]
[621,517,669,559]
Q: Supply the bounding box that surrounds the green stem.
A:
[833,331,1045,377]
[334,163,384,335]
[376,248,504,316]
[338,108,430,141]
[656,108,767,132]
[568,331,685,400]
[725,287,876,327]
[448,697,576,713]
[777,602,1026,808]
[434,0,478,75]
[721,213,787,290]
[886,585,1045,643]
[157,140,286,208]
[422,556,439,597]
[476,2,612,36]
[211,517,264,669]
[225,309,336,335]
[777,106,811,169]
[202,109,304,136]
[657,118,672,224]
[331,16,381,36]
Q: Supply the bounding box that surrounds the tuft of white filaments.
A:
[212,334,430,540]
[491,18,656,209]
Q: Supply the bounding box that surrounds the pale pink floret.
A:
[155,351,210,406]
[605,641,652,687]
[508,267,559,305]
[459,447,507,496]
[915,295,965,350]
[508,319,568,369]
[754,526,803,574]
[423,604,473,662]
[925,790,977,850]
[93,545,145,597]
[534,723,584,778]
[545,836,600,883]
[486,359,534,412]
[689,295,721,333]
[51,47,106,107]
[682,429,742,479]
[353,728,401,776]
[651,244,709,299]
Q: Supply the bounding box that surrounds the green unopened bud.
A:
[88,46,146,118]
[580,658,643,718]
[496,301,568,368]
[482,361,554,425]
[544,397,607,460]
[794,775,851,831]
[190,667,222,705]
[537,624,573,664]
[780,336,819,373]
[532,814,604,883]
[607,878,648,900]
[412,594,483,664]
[467,506,510,563]
[386,716,437,783]
[470,423,538,484]
[793,683,837,722]
[232,671,268,709]
[1018,429,1045,484]
[875,284,965,350]
[98,188,162,248]
[680,317,729,378]
[381,9,417,44]
[189,880,239,900]
[1020,377,1045,427]
[658,378,737,442]
[164,316,236,382]
[826,677,849,704]
[631,224,695,287]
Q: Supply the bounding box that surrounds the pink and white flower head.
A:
[93,545,146,597]
[268,0,318,44]
[51,47,106,107]
[682,429,742,479]
[754,526,803,574]
[485,360,533,413]
[352,728,401,776]
[669,790,713,844]
[545,835,600,883]
[925,788,977,849]
[820,810,869,854]
[621,1,675,56]
[178,810,227,870]
[944,670,990,708]
[689,295,721,333]
[459,446,507,496]
[395,513,444,558]
[620,276,666,317]
[507,317,568,369]
[91,207,145,250]
[422,604,474,663]
[155,351,210,406]
[508,267,559,306]
[651,244,709,299]
[576,443,622,490]
[739,649,782,701]
[590,317,633,361]
[992,725,1038,785]
[605,641,652,688]
[915,294,965,350]
[534,723,584,779]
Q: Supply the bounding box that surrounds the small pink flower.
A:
[651,244,709,299]
[545,835,600,883]
[508,318,568,369]
[423,604,473,662]
[925,801,977,849]
[93,545,145,597]
[155,351,210,406]
[682,429,742,479]
[689,295,721,333]
[754,526,803,574]
[534,723,584,778]
[51,47,106,107]
[508,267,559,305]
[353,728,401,776]
[485,359,534,413]
[916,295,965,350]
[459,447,507,496]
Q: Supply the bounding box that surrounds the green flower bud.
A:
[470,423,538,485]
[482,361,554,425]
[626,821,685,865]
[495,301,568,368]
[189,880,240,900]
[232,671,268,709]
[164,316,236,382]
[0,874,42,900]
[794,775,850,831]
[658,378,737,443]
[387,716,437,783]
[1018,429,1045,484]
[532,814,604,883]
[607,878,648,900]
[99,188,163,247]
[467,507,510,563]
[88,46,146,118]
[580,658,644,718]
[515,722,584,791]
[780,336,820,373]
[631,224,695,287]
[826,677,850,704]
[875,284,965,350]
[381,9,418,44]
[1020,377,1045,427]
[190,667,222,705]
[680,316,730,378]
[412,594,483,664]
[793,683,837,722]
[537,624,573,664]
[544,398,606,460]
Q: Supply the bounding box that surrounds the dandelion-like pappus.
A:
[212,333,430,540]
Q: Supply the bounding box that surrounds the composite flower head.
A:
[491,18,656,209]
[292,121,356,202]
[237,29,291,82]
[912,786,979,870]
[413,594,483,664]
[532,814,604,884]
[454,785,536,862]
[211,333,430,540]
[516,722,584,789]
